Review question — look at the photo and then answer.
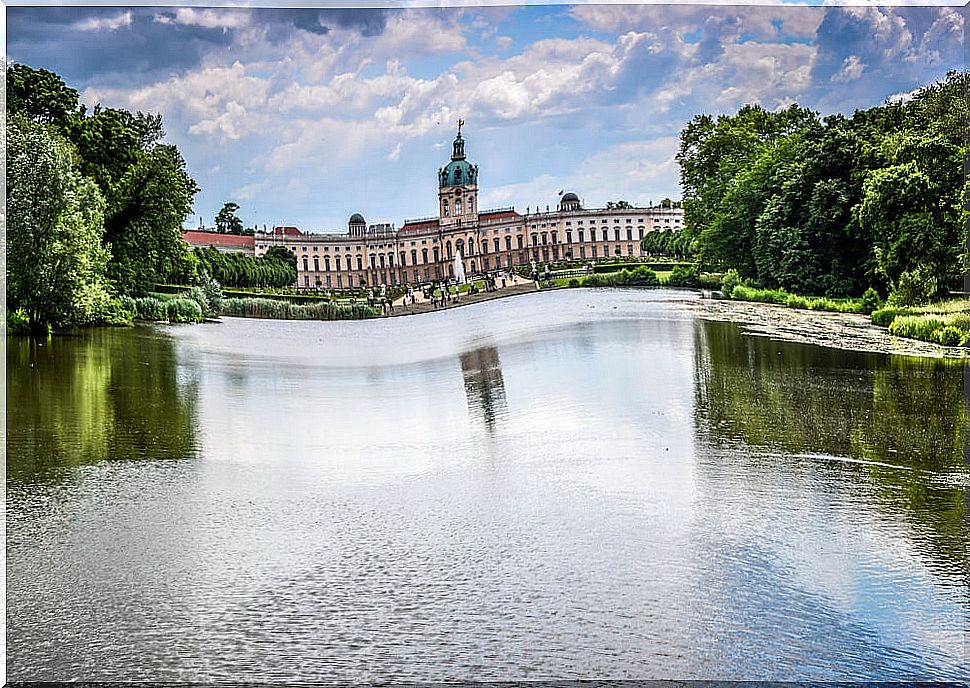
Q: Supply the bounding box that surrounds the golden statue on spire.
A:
[458,118,464,135]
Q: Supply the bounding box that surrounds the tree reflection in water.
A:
[7,326,199,482]
[692,319,967,583]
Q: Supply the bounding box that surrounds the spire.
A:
[452,119,466,160]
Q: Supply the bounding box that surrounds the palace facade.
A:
[253,127,684,289]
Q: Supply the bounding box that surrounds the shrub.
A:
[870,306,913,327]
[567,278,581,288]
[860,287,882,315]
[721,269,741,297]
[935,326,962,347]
[220,297,376,320]
[667,265,699,288]
[133,296,168,321]
[7,308,33,335]
[625,265,659,286]
[888,315,946,341]
[889,267,937,307]
[166,297,204,324]
[785,295,810,310]
[731,285,788,305]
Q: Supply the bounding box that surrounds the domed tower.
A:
[348,213,366,237]
[438,120,479,229]
[559,192,581,212]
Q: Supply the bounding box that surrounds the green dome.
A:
[439,129,478,187]
[440,159,477,188]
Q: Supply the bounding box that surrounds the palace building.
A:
[253,126,684,290]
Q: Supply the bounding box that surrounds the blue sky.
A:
[6,2,964,232]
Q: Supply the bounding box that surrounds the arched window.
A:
[313,256,319,271]
[411,249,418,265]
[456,239,465,256]
[467,236,475,254]
[370,254,376,269]
[399,251,406,266]
[433,246,440,262]
[302,257,309,271]
[336,256,342,271]
[379,254,386,269]
[324,257,330,271]
[493,237,500,253]
[388,253,394,268]
[443,199,449,217]
[481,240,488,254]
[446,241,453,259]
[456,197,462,215]
[505,236,512,251]
[357,256,363,270]
[422,248,429,264]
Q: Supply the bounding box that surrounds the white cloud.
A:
[155,8,251,31]
[482,137,682,210]
[73,11,132,32]
[831,54,866,82]
[387,142,403,161]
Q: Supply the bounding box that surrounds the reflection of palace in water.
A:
[249,123,685,289]
[459,346,507,433]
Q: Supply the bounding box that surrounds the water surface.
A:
[7,289,968,681]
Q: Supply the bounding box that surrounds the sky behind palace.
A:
[6,2,965,231]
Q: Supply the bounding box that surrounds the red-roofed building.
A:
[181,231,254,255]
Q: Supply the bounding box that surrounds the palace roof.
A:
[181,231,254,249]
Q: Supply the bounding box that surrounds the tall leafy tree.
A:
[215,202,244,234]
[7,115,113,331]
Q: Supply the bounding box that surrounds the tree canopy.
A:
[678,72,967,300]
[6,63,200,325]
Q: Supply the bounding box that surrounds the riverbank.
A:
[676,295,968,359]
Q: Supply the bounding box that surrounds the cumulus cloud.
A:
[831,55,866,82]
[73,11,132,32]
[153,8,251,31]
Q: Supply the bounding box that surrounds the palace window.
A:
[357,256,363,270]
[370,255,377,269]
[494,237,500,252]
[422,248,429,263]
[481,240,488,254]
[566,231,572,244]
[325,257,331,271]
[379,254,385,269]
[638,228,645,239]
[505,236,512,251]
[627,229,633,241]
[446,241,453,259]
[304,275,309,286]
[400,251,406,266]
[580,246,586,258]
[313,256,319,271]
[578,229,585,242]
[517,236,524,249]
[303,257,309,271]
[433,247,440,262]
[411,249,418,265]
[336,256,342,271]
[443,199,450,217]
[614,229,621,241]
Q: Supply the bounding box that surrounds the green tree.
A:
[106,145,199,293]
[6,63,81,129]
[7,115,114,332]
[215,202,244,234]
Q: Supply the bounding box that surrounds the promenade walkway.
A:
[387,274,539,317]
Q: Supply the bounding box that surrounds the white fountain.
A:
[454,250,467,285]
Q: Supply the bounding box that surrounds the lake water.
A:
[7,288,968,681]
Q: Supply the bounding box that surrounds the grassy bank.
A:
[220,297,378,320]
[719,280,970,348]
